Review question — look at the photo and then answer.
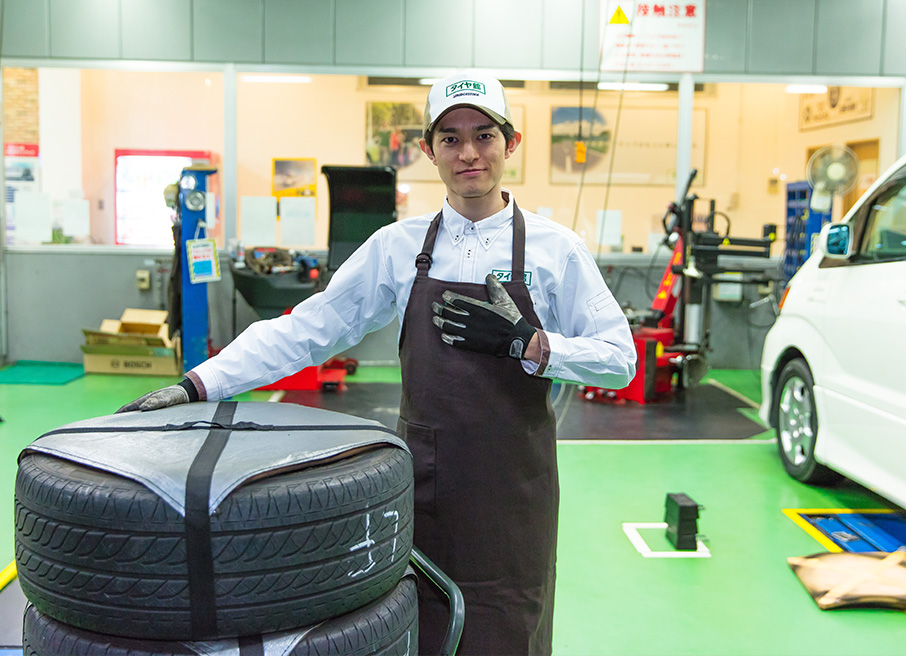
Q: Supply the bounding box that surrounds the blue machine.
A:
[782,181,832,284]
[177,166,218,371]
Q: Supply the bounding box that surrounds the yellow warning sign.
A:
[610,6,630,24]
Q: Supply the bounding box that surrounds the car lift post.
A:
[178,166,218,371]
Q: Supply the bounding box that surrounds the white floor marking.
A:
[622,522,712,558]
[704,378,761,410]
[558,438,775,445]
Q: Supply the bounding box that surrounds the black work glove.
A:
[116,379,195,413]
[432,273,537,359]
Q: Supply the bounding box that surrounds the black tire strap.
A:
[185,400,237,639]
[238,635,265,656]
[40,422,399,437]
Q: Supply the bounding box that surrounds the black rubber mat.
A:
[554,382,766,440]
[280,381,766,440]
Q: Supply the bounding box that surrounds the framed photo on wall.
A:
[272,158,317,197]
[550,106,706,186]
[365,102,524,184]
[366,102,430,181]
[502,105,525,185]
[798,87,873,131]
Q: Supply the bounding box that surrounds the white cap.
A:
[423,72,513,137]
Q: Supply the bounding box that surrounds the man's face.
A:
[419,107,521,206]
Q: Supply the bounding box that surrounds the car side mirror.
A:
[818,223,851,259]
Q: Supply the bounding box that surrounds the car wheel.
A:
[773,358,840,485]
[22,574,418,655]
[15,446,413,641]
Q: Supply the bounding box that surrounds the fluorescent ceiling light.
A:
[597,82,669,91]
[785,84,827,94]
[241,75,312,84]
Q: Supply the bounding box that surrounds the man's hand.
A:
[432,274,537,359]
[116,385,190,413]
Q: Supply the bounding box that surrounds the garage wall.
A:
[3,247,401,366]
[5,247,775,370]
[2,0,903,77]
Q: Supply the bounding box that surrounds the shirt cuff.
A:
[183,370,207,401]
[522,329,551,376]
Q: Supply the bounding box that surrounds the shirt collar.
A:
[441,190,514,249]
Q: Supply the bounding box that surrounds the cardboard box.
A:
[82,309,181,376]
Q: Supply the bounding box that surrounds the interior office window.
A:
[2,67,224,247]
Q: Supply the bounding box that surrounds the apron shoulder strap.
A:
[415,211,443,276]
[511,203,526,283]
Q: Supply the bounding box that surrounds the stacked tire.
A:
[16,431,416,654]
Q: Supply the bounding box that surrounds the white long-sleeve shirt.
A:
[192,193,636,401]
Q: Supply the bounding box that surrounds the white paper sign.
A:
[596,210,623,247]
[240,196,278,247]
[600,1,705,73]
[15,191,53,244]
[279,196,317,246]
[54,198,91,237]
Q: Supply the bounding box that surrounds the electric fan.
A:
[806,145,859,212]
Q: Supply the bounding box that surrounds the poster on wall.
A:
[798,87,873,131]
[365,102,525,184]
[5,143,41,244]
[550,106,706,186]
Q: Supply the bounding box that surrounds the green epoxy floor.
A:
[1,367,904,654]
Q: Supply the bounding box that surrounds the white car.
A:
[759,154,906,509]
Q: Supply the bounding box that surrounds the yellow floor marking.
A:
[0,561,16,591]
[783,508,895,553]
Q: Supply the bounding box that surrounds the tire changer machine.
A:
[229,166,399,391]
[582,169,777,404]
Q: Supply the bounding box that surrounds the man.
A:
[120,72,636,655]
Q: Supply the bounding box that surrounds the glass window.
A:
[4,65,901,264]
[114,149,212,245]
[859,181,906,261]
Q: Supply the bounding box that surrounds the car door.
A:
[818,170,906,500]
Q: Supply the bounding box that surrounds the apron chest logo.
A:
[492,270,532,285]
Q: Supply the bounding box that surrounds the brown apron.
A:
[398,204,559,655]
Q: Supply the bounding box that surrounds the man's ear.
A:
[504,131,523,159]
[419,138,437,165]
